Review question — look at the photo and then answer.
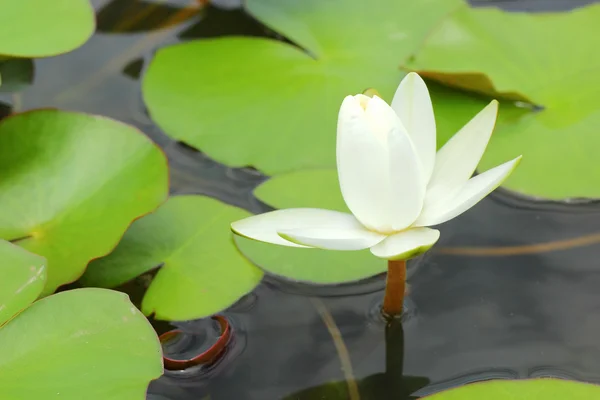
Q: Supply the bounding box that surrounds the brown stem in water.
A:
[382,259,406,318]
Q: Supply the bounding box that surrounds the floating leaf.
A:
[142,0,464,175]
[429,81,529,148]
[0,0,95,57]
[406,4,600,199]
[0,110,169,295]
[81,196,264,321]
[0,288,163,399]
[236,236,386,284]
[422,379,600,399]
[236,169,387,283]
[255,169,345,210]
[0,240,46,326]
[406,4,599,103]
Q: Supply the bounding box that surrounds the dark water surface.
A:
[3,0,600,398]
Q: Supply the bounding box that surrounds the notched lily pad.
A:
[0,0,95,57]
[0,240,46,326]
[80,196,264,321]
[235,169,387,284]
[0,110,169,295]
[0,288,163,400]
[142,0,464,175]
[406,4,600,199]
[422,378,600,399]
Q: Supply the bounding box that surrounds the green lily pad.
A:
[422,379,600,399]
[0,288,163,399]
[0,110,169,295]
[80,196,264,321]
[0,58,34,93]
[0,240,46,326]
[406,4,600,199]
[428,81,529,148]
[255,169,345,210]
[142,0,464,175]
[235,169,387,283]
[235,235,387,284]
[0,0,94,57]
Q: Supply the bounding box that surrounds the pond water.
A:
[3,0,600,398]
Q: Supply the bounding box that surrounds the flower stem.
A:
[382,259,406,318]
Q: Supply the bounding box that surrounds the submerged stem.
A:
[382,259,406,318]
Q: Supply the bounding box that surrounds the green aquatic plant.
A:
[0,2,167,397]
[0,240,162,400]
[0,110,167,398]
[406,3,600,199]
[421,378,600,399]
[142,0,599,200]
[0,0,94,91]
[0,0,94,58]
[231,73,520,317]
[0,110,169,295]
[81,196,264,321]
[142,0,469,175]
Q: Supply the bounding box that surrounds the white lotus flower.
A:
[232,73,521,260]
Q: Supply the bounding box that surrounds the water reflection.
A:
[283,319,429,399]
[147,191,600,399]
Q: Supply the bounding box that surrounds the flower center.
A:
[355,94,371,110]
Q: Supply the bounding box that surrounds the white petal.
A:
[387,123,425,231]
[370,227,440,260]
[391,72,436,185]
[415,156,521,227]
[425,100,499,204]
[337,95,393,232]
[231,208,363,248]
[278,226,386,251]
[363,95,405,143]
